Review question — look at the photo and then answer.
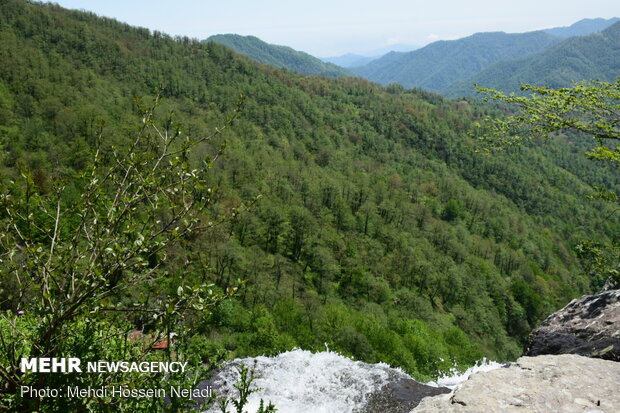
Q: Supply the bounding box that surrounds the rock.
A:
[411,354,620,413]
[525,289,620,361]
[360,376,451,413]
[602,277,619,291]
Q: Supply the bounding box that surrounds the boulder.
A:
[360,376,450,413]
[525,289,620,361]
[411,354,620,413]
[601,277,618,291]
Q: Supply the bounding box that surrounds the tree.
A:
[476,79,620,156]
[476,79,620,286]
[441,199,462,222]
[0,90,246,411]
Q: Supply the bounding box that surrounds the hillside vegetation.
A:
[1,0,619,385]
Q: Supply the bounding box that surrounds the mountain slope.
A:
[206,33,352,77]
[1,0,619,384]
[446,21,620,96]
[352,31,561,92]
[543,17,619,38]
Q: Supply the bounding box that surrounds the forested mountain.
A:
[206,34,353,77]
[1,0,619,384]
[352,31,561,92]
[543,17,619,38]
[446,21,620,96]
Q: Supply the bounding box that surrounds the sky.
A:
[48,1,619,57]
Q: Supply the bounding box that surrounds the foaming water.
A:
[204,349,410,413]
[203,350,504,413]
[426,358,505,389]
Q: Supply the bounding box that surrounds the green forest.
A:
[0,1,618,411]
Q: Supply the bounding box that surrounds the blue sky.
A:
[48,1,618,56]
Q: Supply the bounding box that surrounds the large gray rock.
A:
[360,376,450,413]
[525,289,620,361]
[411,354,620,413]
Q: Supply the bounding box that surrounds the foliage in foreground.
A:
[0,92,244,411]
[218,363,276,413]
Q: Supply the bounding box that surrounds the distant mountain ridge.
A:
[206,34,352,78]
[543,17,620,38]
[206,17,619,93]
[445,20,620,97]
[351,17,619,94]
[351,31,561,92]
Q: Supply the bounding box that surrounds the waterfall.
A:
[202,349,504,413]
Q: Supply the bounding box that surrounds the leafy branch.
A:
[0,89,248,411]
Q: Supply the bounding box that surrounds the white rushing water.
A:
[204,349,504,413]
[425,358,505,389]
